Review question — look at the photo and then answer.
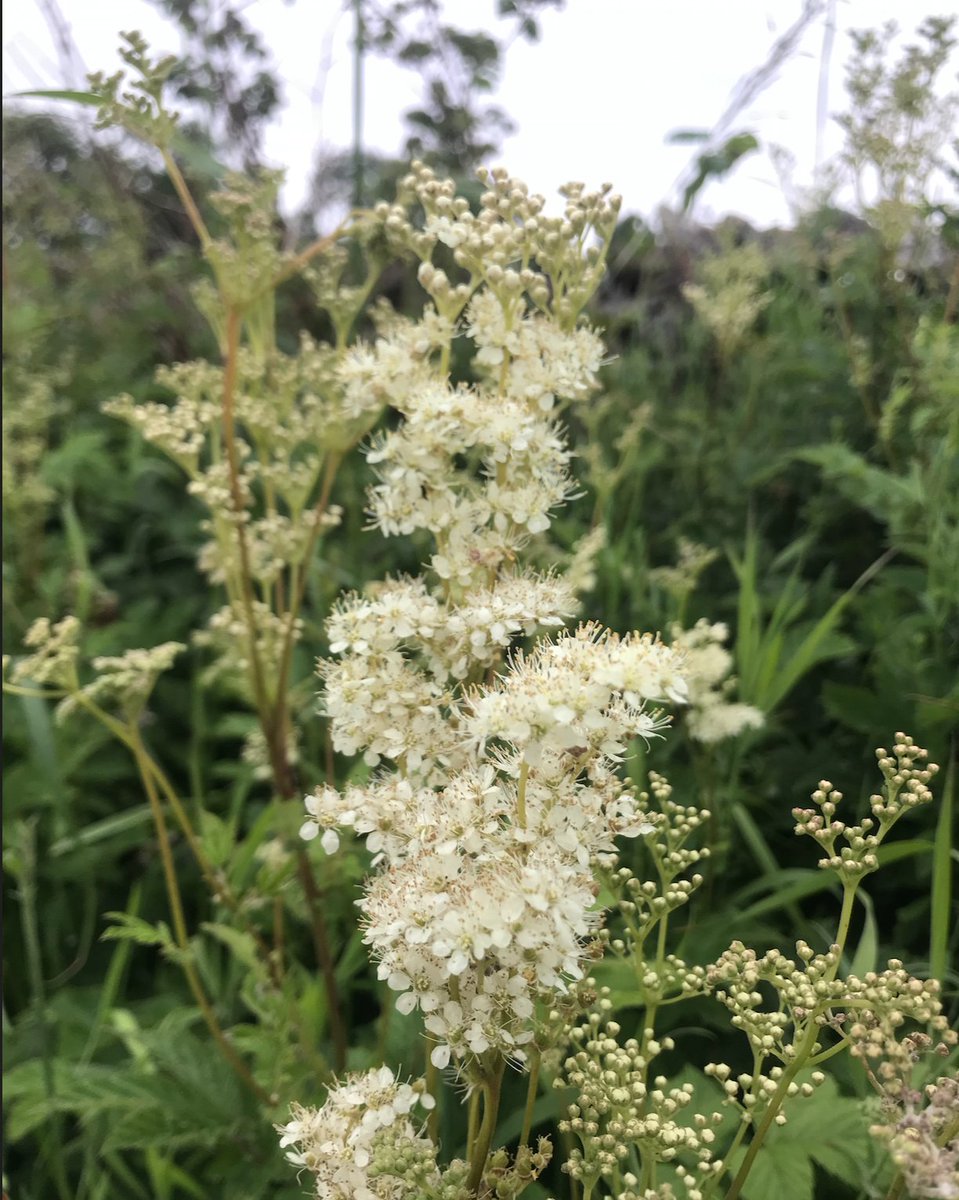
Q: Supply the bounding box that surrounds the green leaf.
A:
[199,809,235,868]
[730,526,890,716]
[877,838,934,866]
[82,883,143,1064]
[728,1076,870,1199]
[682,131,759,211]
[667,128,710,144]
[10,88,102,106]
[849,888,878,979]
[101,912,173,949]
[731,1143,813,1200]
[200,922,258,970]
[730,801,781,876]
[50,805,153,857]
[739,871,842,920]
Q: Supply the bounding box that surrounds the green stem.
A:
[161,149,212,250]
[703,1052,764,1199]
[725,885,859,1200]
[271,450,343,769]
[724,1048,810,1200]
[466,1061,505,1194]
[520,1047,541,1147]
[517,760,529,830]
[425,1049,440,1144]
[73,694,281,985]
[219,307,276,754]
[129,726,272,1106]
[467,1086,481,1159]
[833,883,858,961]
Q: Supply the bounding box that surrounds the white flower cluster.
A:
[467,622,687,767]
[358,300,602,591]
[669,620,763,744]
[306,625,686,1070]
[8,616,81,690]
[76,642,185,718]
[276,1066,437,1200]
[321,571,577,773]
[296,169,697,1076]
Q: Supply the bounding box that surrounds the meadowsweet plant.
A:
[290,160,704,1194]
[4,28,956,1200]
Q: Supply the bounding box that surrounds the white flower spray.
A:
[286,165,692,1196]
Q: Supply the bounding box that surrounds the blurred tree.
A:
[151,0,283,167]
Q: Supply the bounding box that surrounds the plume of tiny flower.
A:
[305,626,686,1071]
[276,1066,438,1200]
[304,168,692,1096]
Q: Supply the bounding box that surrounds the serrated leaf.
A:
[727,1075,870,1198]
[101,912,173,948]
[199,809,234,868]
[4,1059,167,1141]
[201,921,258,970]
[733,1142,814,1200]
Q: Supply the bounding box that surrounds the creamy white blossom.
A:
[301,168,685,1076]
[276,1067,437,1200]
[669,620,764,743]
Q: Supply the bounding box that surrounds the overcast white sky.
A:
[3,0,956,226]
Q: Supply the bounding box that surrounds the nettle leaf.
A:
[201,921,258,970]
[728,1074,870,1200]
[734,1143,813,1200]
[199,809,235,868]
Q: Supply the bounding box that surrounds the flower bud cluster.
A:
[793,735,939,879]
[8,616,81,690]
[3,362,64,548]
[703,1059,827,1126]
[558,1012,723,1200]
[89,32,179,149]
[682,242,772,359]
[606,774,709,1004]
[707,940,951,1073]
[8,617,184,726]
[394,162,621,326]
[276,1066,438,1200]
[484,1137,553,1198]
[61,642,185,721]
[204,171,292,306]
[648,539,718,602]
[864,1031,959,1200]
[196,602,301,699]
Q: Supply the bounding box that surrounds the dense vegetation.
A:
[3,8,957,1200]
